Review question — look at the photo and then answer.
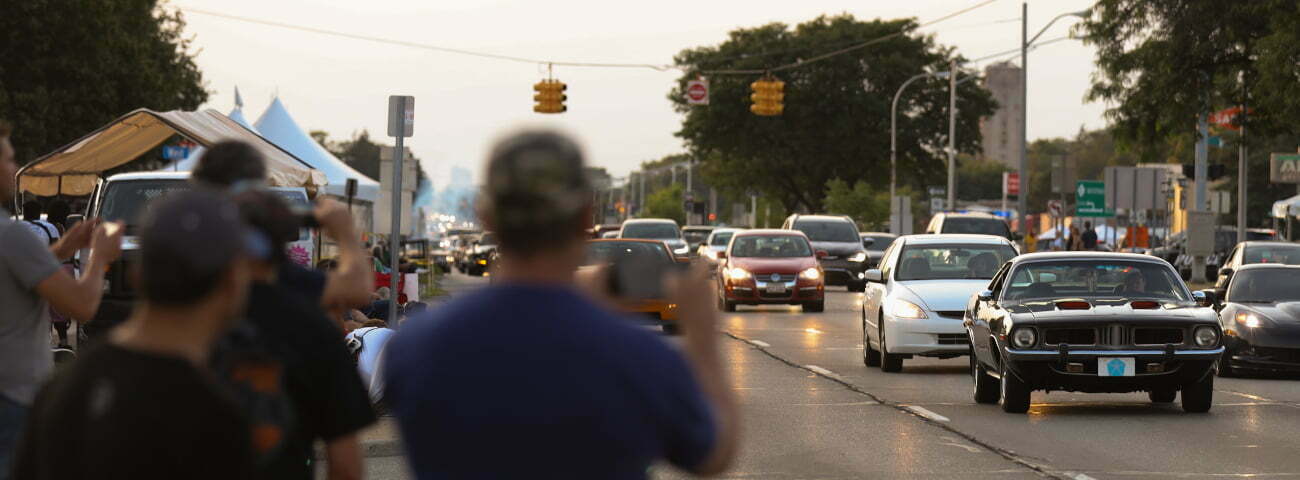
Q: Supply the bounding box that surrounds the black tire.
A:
[1181,373,1214,413]
[971,351,999,404]
[862,315,881,367]
[848,280,866,293]
[999,362,1031,413]
[1217,349,1238,378]
[803,300,825,313]
[1148,389,1177,403]
[879,318,903,373]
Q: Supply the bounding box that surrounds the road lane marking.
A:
[904,405,950,422]
[804,365,840,379]
[1063,472,1097,480]
[748,339,771,348]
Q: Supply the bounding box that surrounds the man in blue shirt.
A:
[385,130,738,479]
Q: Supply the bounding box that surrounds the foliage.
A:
[1024,128,1141,212]
[822,179,887,229]
[0,0,208,164]
[312,129,429,192]
[1082,0,1300,155]
[956,158,1010,202]
[670,14,995,212]
[642,184,686,225]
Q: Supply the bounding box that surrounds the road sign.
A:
[930,198,945,213]
[1004,172,1020,196]
[1185,211,1216,256]
[1209,106,1249,131]
[162,146,190,160]
[685,78,709,105]
[1047,200,1063,218]
[1051,157,1076,194]
[1105,166,1167,211]
[1270,153,1300,183]
[388,96,414,138]
[928,186,946,197]
[1075,180,1113,217]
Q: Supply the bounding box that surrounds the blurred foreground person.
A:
[13,190,255,480]
[191,140,373,310]
[385,131,739,479]
[0,122,122,479]
[218,190,374,480]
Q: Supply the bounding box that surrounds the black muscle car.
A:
[1207,264,1300,376]
[965,253,1223,414]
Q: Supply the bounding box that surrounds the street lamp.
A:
[1019,4,1089,245]
[890,68,975,229]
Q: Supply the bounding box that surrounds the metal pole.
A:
[1237,102,1247,244]
[1018,2,1029,248]
[751,194,758,228]
[1195,113,1209,212]
[388,135,404,324]
[947,58,958,212]
[639,172,646,216]
[891,73,931,231]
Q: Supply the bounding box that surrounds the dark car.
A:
[966,252,1223,413]
[464,232,498,276]
[859,232,898,267]
[926,212,1013,241]
[1174,227,1277,280]
[1213,241,1300,294]
[1207,264,1300,376]
[682,226,715,254]
[716,230,825,313]
[783,214,868,292]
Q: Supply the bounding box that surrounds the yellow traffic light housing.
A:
[533,79,567,114]
[749,75,784,116]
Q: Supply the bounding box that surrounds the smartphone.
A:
[604,254,688,301]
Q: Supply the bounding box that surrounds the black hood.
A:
[809,241,864,256]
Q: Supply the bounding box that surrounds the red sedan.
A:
[716,230,825,313]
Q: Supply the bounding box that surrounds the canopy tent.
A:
[168,101,259,172]
[1272,195,1300,219]
[18,108,326,197]
[254,97,380,202]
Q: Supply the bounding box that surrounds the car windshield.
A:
[1243,245,1300,265]
[940,217,1011,238]
[896,244,1017,281]
[683,230,710,244]
[710,231,735,246]
[622,223,680,239]
[730,235,812,258]
[479,233,498,246]
[99,179,191,232]
[794,220,858,242]
[585,241,672,265]
[1229,269,1300,303]
[863,235,895,252]
[1003,260,1190,301]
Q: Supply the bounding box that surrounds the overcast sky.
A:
[177,0,1102,190]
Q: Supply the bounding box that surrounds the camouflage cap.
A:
[482,130,591,230]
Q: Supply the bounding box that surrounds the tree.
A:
[670,14,995,212]
[822,179,887,230]
[1082,0,1300,154]
[0,0,208,164]
[956,158,1010,202]
[312,129,430,193]
[642,184,686,225]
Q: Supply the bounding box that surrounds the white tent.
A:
[254,97,380,202]
[169,97,259,171]
[1272,194,1300,219]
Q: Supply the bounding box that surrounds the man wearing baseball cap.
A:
[14,190,257,479]
[384,130,738,478]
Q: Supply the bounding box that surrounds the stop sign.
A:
[686,79,709,105]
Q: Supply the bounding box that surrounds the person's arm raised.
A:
[35,222,123,321]
[316,200,374,310]
[671,265,740,476]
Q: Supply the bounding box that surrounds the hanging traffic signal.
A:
[533,79,567,114]
[749,75,784,116]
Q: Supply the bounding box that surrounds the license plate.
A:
[766,283,787,294]
[1097,357,1135,377]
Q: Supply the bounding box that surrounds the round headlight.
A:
[1193,326,1219,347]
[1011,328,1037,349]
[799,267,821,280]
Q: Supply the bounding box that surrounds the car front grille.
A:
[935,311,965,319]
[1134,328,1184,346]
[1044,328,1097,346]
[937,334,969,345]
[1098,324,1132,346]
[755,273,797,282]
[1253,346,1300,364]
[1042,325,1187,347]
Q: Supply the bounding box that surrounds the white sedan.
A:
[861,234,1018,372]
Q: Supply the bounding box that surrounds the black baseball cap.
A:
[137,189,268,303]
[482,130,592,231]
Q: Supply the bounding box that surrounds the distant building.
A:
[979,61,1024,169]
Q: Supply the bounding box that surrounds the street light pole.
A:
[947,58,958,212]
[891,71,942,230]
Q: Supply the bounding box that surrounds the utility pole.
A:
[947,58,958,212]
[751,194,758,228]
[639,171,646,216]
[1237,78,1248,244]
[1018,2,1029,249]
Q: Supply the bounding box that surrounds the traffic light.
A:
[749,75,784,116]
[1182,163,1227,181]
[533,79,567,114]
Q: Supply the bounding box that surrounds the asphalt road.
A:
[356,272,1300,479]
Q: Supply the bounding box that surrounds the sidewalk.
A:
[313,416,403,459]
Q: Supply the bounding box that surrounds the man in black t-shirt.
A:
[1082,221,1099,250]
[14,190,257,479]
[218,190,375,480]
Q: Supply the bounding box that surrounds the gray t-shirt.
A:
[0,210,61,405]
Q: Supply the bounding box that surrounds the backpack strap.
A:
[26,220,55,245]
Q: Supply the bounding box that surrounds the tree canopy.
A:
[669,14,995,212]
[0,0,208,164]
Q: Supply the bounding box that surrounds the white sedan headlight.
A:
[727,267,752,281]
[848,252,867,262]
[799,267,821,280]
[889,299,928,319]
[704,249,718,260]
[673,246,689,255]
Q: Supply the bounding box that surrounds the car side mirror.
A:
[863,269,883,283]
[816,250,829,259]
[862,238,875,248]
[1193,290,1215,307]
[977,290,994,302]
[1218,267,1233,278]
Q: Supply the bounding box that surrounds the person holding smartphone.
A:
[384,130,739,479]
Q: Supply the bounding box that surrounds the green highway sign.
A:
[1075,180,1113,217]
